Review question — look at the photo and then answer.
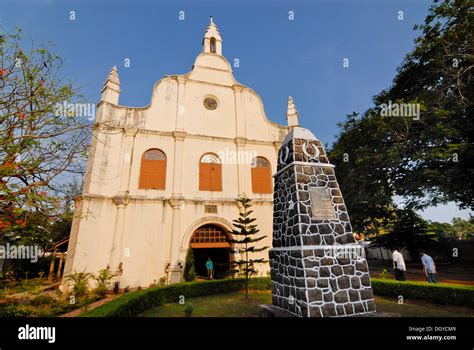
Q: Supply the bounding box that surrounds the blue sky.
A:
[1,0,471,222]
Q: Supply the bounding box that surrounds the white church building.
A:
[63,19,300,289]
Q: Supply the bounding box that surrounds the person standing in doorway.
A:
[392,248,406,281]
[420,250,437,283]
[206,257,214,280]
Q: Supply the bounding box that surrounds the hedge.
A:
[79,277,271,317]
[79,277,474,317]
[371,278,474,308]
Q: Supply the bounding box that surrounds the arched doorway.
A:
[190,224,232,279]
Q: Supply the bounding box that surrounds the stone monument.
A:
[269,99,376,317]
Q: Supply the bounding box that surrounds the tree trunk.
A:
[245,245,249,300]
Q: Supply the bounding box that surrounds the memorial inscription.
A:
[309,187,335,220]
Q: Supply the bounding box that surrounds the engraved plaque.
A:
[309,187,335,219]
[204,204,218,214]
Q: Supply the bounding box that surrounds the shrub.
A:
[113,281,120,294]
[65,271,92,297]
[80,277,270,317]
[183,249,196,282]
[80,276,474,317]
[92,285,108,299]
[92,268,117,297]
[30,294,54,306]
[378,269,391,280]
[4,304,53,317]
[370,278,474,308]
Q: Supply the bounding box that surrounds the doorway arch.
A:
[190,224,232,279]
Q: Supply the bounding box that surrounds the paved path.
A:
[61,295,117,317]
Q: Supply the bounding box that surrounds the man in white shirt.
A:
[392,248,407,281]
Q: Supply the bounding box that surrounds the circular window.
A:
[203,97,218,110]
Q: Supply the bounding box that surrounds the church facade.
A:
[62,19,298,289]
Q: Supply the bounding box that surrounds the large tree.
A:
[329,0,473,229]
[0,29,89,243]
[330,111,399,233]
[374,0,473,209]
[451,216,474,240]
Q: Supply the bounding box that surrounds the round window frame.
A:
[203,96,219,111]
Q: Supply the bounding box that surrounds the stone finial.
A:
[202,17,222,55]
[286,96,300,127]
[107,66,120,85]
[100,66,121,105]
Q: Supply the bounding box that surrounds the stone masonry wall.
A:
[270,131,376,317]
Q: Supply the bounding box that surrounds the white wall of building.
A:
[62,20,290,290]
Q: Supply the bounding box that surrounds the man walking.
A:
[420,250,437,283]
[206,257,214,280]
[392,248,406,281]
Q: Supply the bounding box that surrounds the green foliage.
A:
[427,220,455,239]
[427,216,474,241]
[329,112,398,233]
[328,0,473,234]
[148,277,167,288]
[79,277,271,317]
[0,28,90,244]
[371,278,474,308]
[373,0,473,209]
[1,292,101,317]
[65,271,92,297]
[451,216,474,240]
[91,285,107,299]
[3,303,55,317]
[30,294,54,306]
[378,269,391,280]
[227,195,268,298]
[371,208,437,259]
[92,268,117,298]
[183,249,196,282]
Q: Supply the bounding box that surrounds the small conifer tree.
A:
[227,195,268,299]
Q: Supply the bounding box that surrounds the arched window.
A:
[139,149,166,189]
[210,37,216,53]
[251,157,272,194]
[199,153,222,191]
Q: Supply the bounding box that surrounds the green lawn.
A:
[138,290,474,317]
[139,291,270,317]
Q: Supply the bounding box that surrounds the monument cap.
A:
[282,126,319,146]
